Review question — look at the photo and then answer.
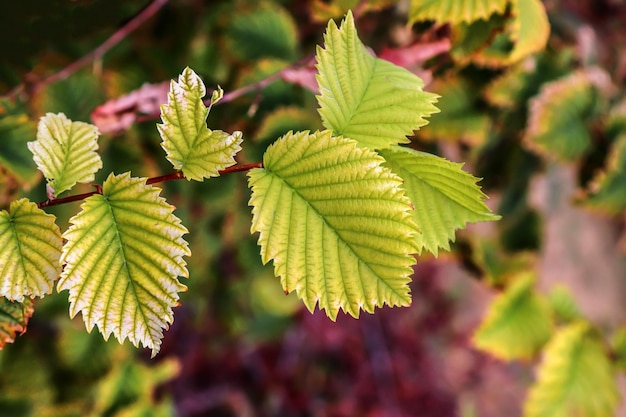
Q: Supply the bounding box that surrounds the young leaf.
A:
[157,67,243,181]
[379,146,500,256]
[27,113,102,197]
[524,322,620,417]
[248,130,419,320]
[472,273,553,360]
[0,297,34,349]
[57,172,190,357]
[408,0,509,25]
[0,198,62,301]
[316,11,439,149]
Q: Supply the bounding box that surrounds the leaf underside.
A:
[57,172,190,357]
[0,199,62,301]
[158,67,243,181]
[523,322,619,417]
[472,273,553,360]
[316,11,439,149]
[379,146,499,256]
[248,130,419,320]
[27,112,102,197]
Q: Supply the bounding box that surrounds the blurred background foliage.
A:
[0,0,625,416]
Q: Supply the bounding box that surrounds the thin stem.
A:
[36,162,262,209]
[3,0,168,100]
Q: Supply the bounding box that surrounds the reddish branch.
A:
[4,0,169,99]
[36,162,262,209]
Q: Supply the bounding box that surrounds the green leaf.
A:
[583,134,626,214]
[27,113,102,197]
[0,111,39,185]
[57,172,190,356]
[415,77,491,145]
[315,11,439,149]
[379,147,500,256]
[225,3,298,61]
[157,67,243,181]
[0,198,62,301]
[524,69,609,161]
[0,297,34,349]
[472,273,553,360]
[547,285,583,323]
[248,130,419,320]
[408,0,509,25]
[508,0,550,63]
[524,321,620,417]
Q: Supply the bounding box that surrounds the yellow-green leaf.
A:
[524,321,620,417]
[316,11,439,149]
[27,113,102,197]
[508,0,550,63]
[473,272,553,360]
[248,130,419,320]
[158,67,243,181]
[379,147,500,256]
[409,0,509,25]
[0,198,62,301]
[584,134,626,214]
[57,173,190,356]
[0,297,34,349]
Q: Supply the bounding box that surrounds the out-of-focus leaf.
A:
[547,285,582,323]
[408,0,509,25]
[35,71,105,122]
[469,238,537,288]
[254,106,322,143]
[0,297,33,350]
[57,173,190,357]
[225,3,298,61]
[309,0,396,21]
[415,77,490,145]
[450,13,509,64]
[524,68,612,161]
[508,0,550,63]
[583,134,626,214]
[91,350,179,416]
[248,130,419,320]
[0,199,62,301]
[27,113,102,197]
[380,147,500,256]
[523,321,620,417]
[473,272,553,360]
[316,11,439,149]
[612,326,626,372]
[157,67,243,181]
[0,112,39,185]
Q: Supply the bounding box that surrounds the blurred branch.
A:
[3,0,169,100]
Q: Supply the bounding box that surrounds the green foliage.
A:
[27,113,102,197]
[157,67,243,181]
[0,108,38,185]
[316,11,439,149]
[57,173,190,357]
[584,134,626,214]
[248,130,419,319]
[523,322,620,417]
[0,199,62,301]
